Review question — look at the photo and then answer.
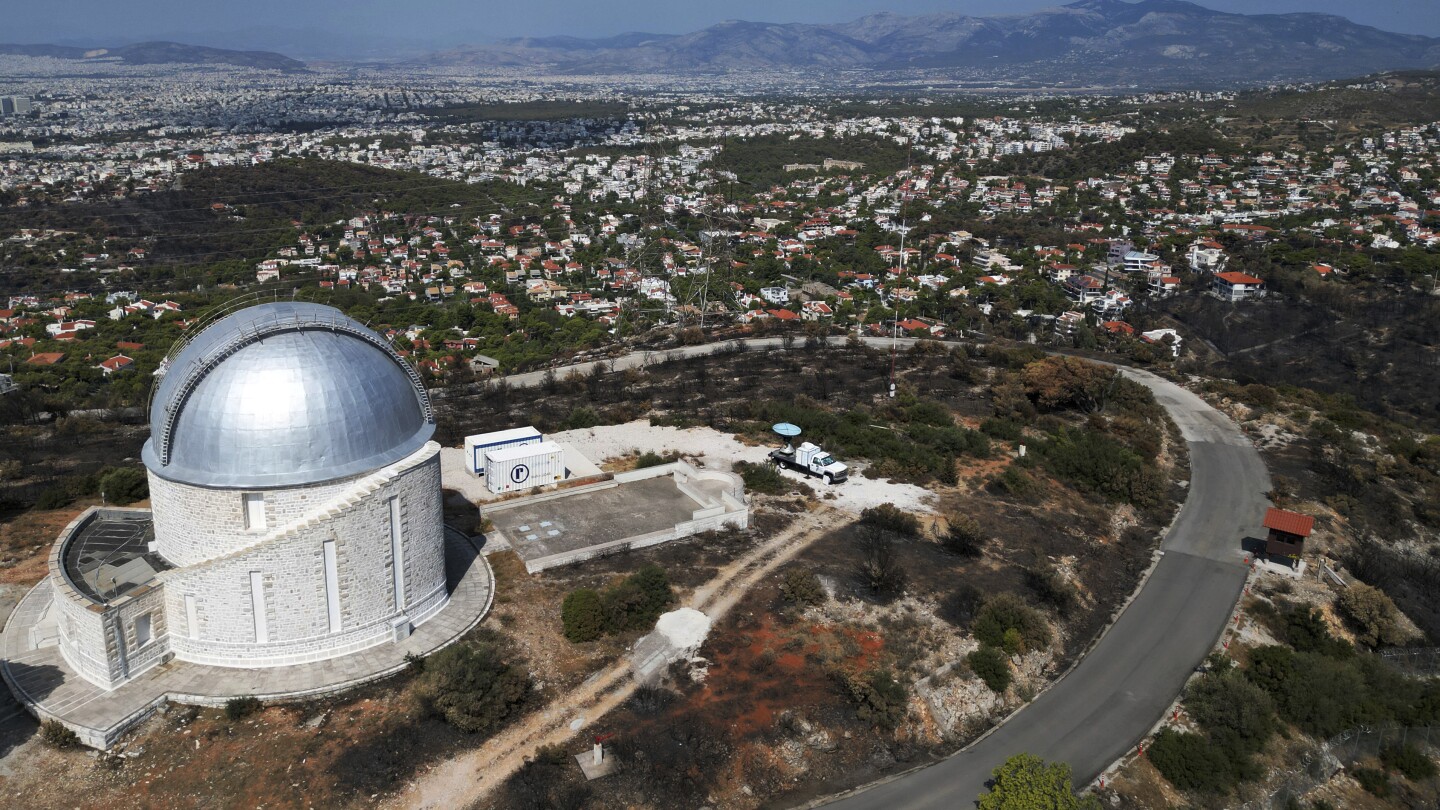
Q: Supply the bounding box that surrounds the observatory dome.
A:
[142,301,434,488]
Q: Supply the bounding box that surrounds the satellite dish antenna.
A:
[772,422,802,454]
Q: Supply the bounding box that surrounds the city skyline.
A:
[5,0,1439,56]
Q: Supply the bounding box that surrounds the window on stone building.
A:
[134,613,152,647]
[242,492,266,531]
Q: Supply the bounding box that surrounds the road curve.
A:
[822,365,1268,809]
[494,337,1269,808]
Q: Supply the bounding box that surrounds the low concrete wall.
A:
[612,462,681,484]
[481,477,618,513]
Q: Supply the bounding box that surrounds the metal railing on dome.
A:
[147,295,433,467]
[146,289,286,417]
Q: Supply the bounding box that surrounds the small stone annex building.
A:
[2,302,494,747]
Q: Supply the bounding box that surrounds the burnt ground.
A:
[0,512,794,810]
[482,347,1181,810]
[487,480,1163,810]
[1162,291,1440,431]
[0,343,1182,810]
[433,340,999,467]
[0,412,150,521]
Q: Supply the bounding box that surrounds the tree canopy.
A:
[977,753,1100,810]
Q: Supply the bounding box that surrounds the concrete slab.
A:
[487,477,697,562]
[1255,557,1307,579]
[576,747,619,780]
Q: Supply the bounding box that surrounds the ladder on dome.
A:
[152,308,433,467]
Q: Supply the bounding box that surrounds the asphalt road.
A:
[822,365,1268,809]
[496,337,1270,808]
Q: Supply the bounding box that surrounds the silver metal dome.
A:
[142,301,434,489]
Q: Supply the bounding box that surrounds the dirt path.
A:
[399,505,850,810]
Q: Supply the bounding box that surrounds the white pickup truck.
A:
[768,441,849,484]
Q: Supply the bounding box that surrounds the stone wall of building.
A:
[112,585,169,679]
[52,578,115,688]
[148,469,361,568]
[157,443,447,668]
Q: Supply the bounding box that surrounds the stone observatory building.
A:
[53,301,450,687]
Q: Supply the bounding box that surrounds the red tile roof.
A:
[1216,271,1265,285]
[1263,508,1315,538]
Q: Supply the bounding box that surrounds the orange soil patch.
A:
[956,455,1011,483]
[0,502,96,586]
[691,616,883,736]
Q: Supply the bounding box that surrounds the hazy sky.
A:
[7,0,1438,47]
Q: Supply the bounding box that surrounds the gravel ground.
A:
[548,420,939,515]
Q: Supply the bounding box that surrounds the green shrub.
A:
[1001,628,1024,656]
[1239,644,1424,739]
[1337,583,1407,649]
[1149,728,1235,794]
[561,588,605,642]
[1276,606,1353,658]
[1025,565,1078,610]
[634,451,675,469]
[968,646,1012,693]
[225,696,262,721]
[780,568,827,606]
[1039,428,1164,508]
[1380,742,1438,781]
[990,466,1038,499]
[973,593,1051,653]
[34,486,74,511]
[600,564,675,633]
[841,669,909,728]
[942,515,987,557]
[903,399,954,427]
[40,719,79,749]
[415,643,529,734]
[98,466,148,505]
[559,406,600,430]
[1351,766,1390,797]
[859,503,921,537]
[978,753,1099,810]
[560,566,676,641]
[980,418,1025,441]
[1187,671,1276,754]
[735,460,788,495]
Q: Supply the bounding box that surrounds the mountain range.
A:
[5,1,1439,87]
[419,0,1440,86]
[0,41,305,71]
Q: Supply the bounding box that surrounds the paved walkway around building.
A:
[0,527,494,749]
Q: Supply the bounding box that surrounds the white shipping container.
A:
[485,441,566,494]
[464,426,542,476]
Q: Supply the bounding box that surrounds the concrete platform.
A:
[483,460,748,573]
[1255,557,1308,579]
[576,746,620,780]
[490,477,697,557]
[0,527,494,750]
